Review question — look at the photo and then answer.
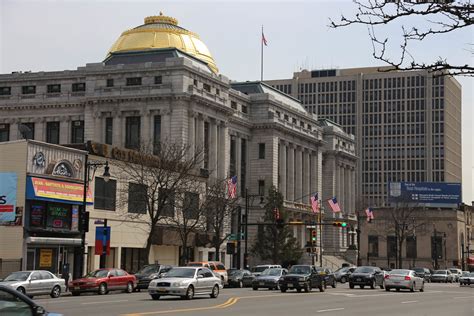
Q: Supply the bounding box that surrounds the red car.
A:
[70,268,136,296]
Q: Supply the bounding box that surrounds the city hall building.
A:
[0,13,356,275]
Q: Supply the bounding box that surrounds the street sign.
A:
[228,233,245,241]
[94,220,104,225]
[306,225,316,229]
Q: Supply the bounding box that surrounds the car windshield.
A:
[137,266,158,275]
[85,270,109,278]
[461,272,470,276]
[228,270,243,277]
[434,270,446,274]
[252,266,269,273]
[448,269,458,273]
[165,268,196,278]
[354,267,375,273]
[4,271,30,281]
[389,269,410,275]
[261,269,281,276]
[288,266,311,275]
[187,263,203,267]
[413,268,424,273]
[335,267,348,273]
[469,273,474,277]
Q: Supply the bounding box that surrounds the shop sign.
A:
[71,205,79,231]
[0,172,18,224]
[27,177,92,204]
[39,249,53,268]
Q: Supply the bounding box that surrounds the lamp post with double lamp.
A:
[79,149,110,278]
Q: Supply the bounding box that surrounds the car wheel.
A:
[297,288,302,293]
[125,282,133,293]
[210,285,219,298]
[340,276,347,283]
[16,287,26,295]
[410,283,415,292]
[385,287,390,292]
[280,287,287,293]
[252,286,258,291]
[420,283,424,292]
[380,283,384,289]
[50,285,61,298]
[304,282,311,292]
[275,284,280,290]
[151,294,160,300]
[185,286,194,300]
[98,282,108,295]
[238,281,243,288]
[396,288,400,292]
[360,285,365,289]
[349,283,354,289]
[319,285,325,292]
[71,291,80,296]
[370,280,375,289]
[332,280,336,288]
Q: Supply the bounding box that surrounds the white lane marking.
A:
[453,296,474,299]
[82,299,129,305]
[401,300,418,304]
[316,308,345,313]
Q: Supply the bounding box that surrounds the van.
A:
[251,265,282,276]
[187,261,228,284]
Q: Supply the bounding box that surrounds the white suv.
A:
[448,268,462,282]
[251,265,282,277]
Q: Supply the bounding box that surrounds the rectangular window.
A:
[258,143,265,159]
[46,203,71,230]
[71,120,84,144]
[183,192,200,220]
[368,235,379,257]
[0,124,10,142]
[154,76,162,84]
[231,101,237,110]
[46,121,60,144]
[241,105,248,114]
[72,83,85,92]
[203,83,211,92]
[105,117,113,145]
[153,115,161,155]
[0,87,11,95]
[160,188,175,217]
[22,85,36,94]
[406,236,417,258]
[94,177,116,211]
[126,77,142,86]
[106,79,114,87]
[47,84,61,93]
[128,183,147,214]
[431,235,443,260]
[258,180,265,196]
[125,116,141,149]
[387,235,397,258]
[19,122,34,140]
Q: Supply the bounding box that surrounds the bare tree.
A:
[202,179,239,262]
[114,142,204,266]
[330,0,473,76]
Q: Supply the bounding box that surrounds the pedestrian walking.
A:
[61,263,70,292]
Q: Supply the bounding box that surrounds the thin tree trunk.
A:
[141,227,154,266]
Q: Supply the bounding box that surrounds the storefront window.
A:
[46,203,71,230]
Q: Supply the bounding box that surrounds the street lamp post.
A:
[242,188,264,269]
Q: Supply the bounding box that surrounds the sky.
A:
[1,0,472,204]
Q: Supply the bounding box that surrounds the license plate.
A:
[74,286,80,290]
[157,288,167,293]
[288,284,293,288]
[356,278,361,282]
[259,282,264,286]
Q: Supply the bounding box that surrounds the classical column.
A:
[236,137,242,192]
[161,110,172,142]
[279,142,287,199]
[310,150,318,196]
[196,115,205,169]
[142,110,151,148]
[303,149,310,203]
[287,144,295,201]
[59,117,69,144]
[209,119,218,178]
[218,121,228,179]
[338,163,344,214]
[295,147,302,202]
[345,166,351,214]
[351,168,356,214]
[188,112,196,160]
[113,112,122,148]
[35,118,45,142]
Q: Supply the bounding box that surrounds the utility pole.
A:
[319,200,323,267]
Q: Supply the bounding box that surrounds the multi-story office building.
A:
[0,13,356,276]
[266,68,462,207]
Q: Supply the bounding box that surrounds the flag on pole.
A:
[227,176,237,199]
[310,193,320,213]
[365,207,374,223]
[262,31,268,46]
[328,197,341,213]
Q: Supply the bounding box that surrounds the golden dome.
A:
[107,12,218,73]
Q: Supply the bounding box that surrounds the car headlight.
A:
[172,281,186,287]
[299,277,306,281]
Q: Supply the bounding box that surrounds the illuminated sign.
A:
[27,177,92,204]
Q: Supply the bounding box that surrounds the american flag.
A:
[310,193,320,213]
[365,207,374,223]
[227,176,237,199]
[262,31,268,46]
[328,197,341,213]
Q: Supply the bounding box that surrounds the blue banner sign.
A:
[388,182,462,206]
[0,173,18,223]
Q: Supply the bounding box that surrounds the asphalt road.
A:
[34,282,473,316]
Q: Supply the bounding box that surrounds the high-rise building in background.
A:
[266,67,462,207]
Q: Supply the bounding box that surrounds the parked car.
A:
[315,267,337,288]
[0,284,62,316]
[459,271,474,286]
[251,265,282,277]
[448,268,462,282]
[348,266,385,289]
[384,269,424,292]
[334,266,356,283]
[134,264,173,290]
[70,268,137,296]
[278,265,325,293]
[0,270,66,299]
[148,267,222,300]
[227,269,253,288]
[252,268,287,290]
[412,267,431,283]
[430,270,454,283]
[187,261,228,284]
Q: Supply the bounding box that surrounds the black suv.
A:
[278,265,325,293]
[134,264,173,290]
[348,266,385,289]
[412,267,432,283]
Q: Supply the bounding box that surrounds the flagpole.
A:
[261,25,264,82]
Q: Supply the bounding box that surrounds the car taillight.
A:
[404,276,411,281]
[384,275,390,279]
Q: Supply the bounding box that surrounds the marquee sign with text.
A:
[27,177,92,205]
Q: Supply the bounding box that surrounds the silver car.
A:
[148,267,222,300]
[431,269,454,283]
[384,269,424,292]
[0,270,66,298]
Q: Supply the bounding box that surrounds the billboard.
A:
[26,176,92,204]
[388,182,462,206]
[0,172,18,223]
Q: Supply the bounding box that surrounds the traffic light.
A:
[333,221,347,228]
[311,229,317,245]
[226,242,236,255]
[80,211,90,232]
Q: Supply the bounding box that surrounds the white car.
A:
[251,264,282,277]
[148,267,222,300]
[448,268,462,282]
[459,271,474,286]
[384,269,424,292]
[0,270,66,298]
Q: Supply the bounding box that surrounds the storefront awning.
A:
[26,176,92,205]
[26,236,82,246]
